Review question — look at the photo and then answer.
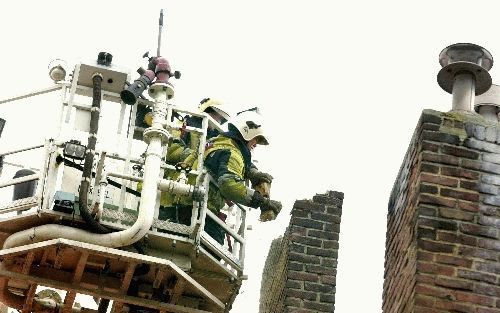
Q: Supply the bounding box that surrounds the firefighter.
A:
[164,110,281,245]
[166,98,231,165]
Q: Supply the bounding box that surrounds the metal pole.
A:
[157,9,164,57]
[452,73,475,111]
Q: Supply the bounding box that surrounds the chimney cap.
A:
[474,84,500,112]
[437,43,493,95]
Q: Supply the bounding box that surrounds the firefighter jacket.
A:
[161,128,256,214]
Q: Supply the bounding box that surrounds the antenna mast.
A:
[157,9,164,57]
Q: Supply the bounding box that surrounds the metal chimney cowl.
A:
[437,43,494,112]
[474,84,500,122]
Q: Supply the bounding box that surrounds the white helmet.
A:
[229,110,269,145]
[198,98,231,122]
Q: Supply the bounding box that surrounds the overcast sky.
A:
[1,1,500,312]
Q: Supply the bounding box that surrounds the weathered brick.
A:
[303,300,334,312]
[420,184,438,194]
[474,284,500,297]
[478,215,500,228]
[483,195,500,206]
[421,141,439,152]
[290,234,322,247]
[422,130,460,145]
[419,194,456,208]
[437,231,477,246]
[434,254,473,268]
[439,207,474,221]
[464,137,500,154]
[290,225,307,236]
[460,223,498,239]
[418,239,454,253]
[483,161,500,175]
[479,205,498,216]
[478,183,500,195]
[310,212,340,224]
[304,282,333,293]
[418,217,458,231]
[291,217,324,230]
[306,265,333,275]
[418,206,437,217]
[421,112,443,125]
[320,275,335,285]
[483,152,500,164]
[312,194,342,206]
[323,223,340,232]
[458,246,498,261]
[442,166,480,180]
[287,270,319,282]
[286,280,303,289]
[477,308,500,313]
[417,262,455,276]
[284,297,302,307]
[291,208,310,218]
[319,293,335,304]
[322,240,339,249]
[478,238,500,252]
[417,228,436,240]
[458,201,479,212]
[482,173,500,186]
[306,247,336,258]
[415,295,435,307]
[290,243,305,253]
[415,283,456,299]
[293,200,326,212]
[434,299,475,313]
[460,180,477,190]
[321,258,336,267]
[421,163,440,174]
[417,251,435,262]
[420,173,458,187]
[455,290,495,306]
[457,269,497,284]
[288,252,321,265]
[440,188,479,202]
[286,289,317,301]
[473,125,486,140]
[476,262,500,275]
[288,261,305,271]
[309,227,339,240]
[435,277,473,290]
[485,127,497,142]
[422,152,460,166]
[441,145,480,159]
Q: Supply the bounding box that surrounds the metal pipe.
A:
[158,178,205,200]
[205,209,244,244]
[0,85,61,105]
[0,144,44,157]
[478,105,499,122]
[3,86,171,249]
[452,73,475,111]
[0,173,39,189]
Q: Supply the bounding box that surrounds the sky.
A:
[1,1,500,312]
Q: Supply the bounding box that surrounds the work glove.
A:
[247,167,273,186]
[260,198,282,215]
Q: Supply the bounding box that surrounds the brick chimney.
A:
[384,109,500,313]
[259,190,344,313]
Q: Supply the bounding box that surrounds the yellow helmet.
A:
[198,98,231,122]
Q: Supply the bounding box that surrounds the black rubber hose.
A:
[78,74,109,234]
[97,298,110,313]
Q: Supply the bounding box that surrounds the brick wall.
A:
[259,190,344,313]
[385,109,500,313]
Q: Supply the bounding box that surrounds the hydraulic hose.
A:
[79,73,108,234]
